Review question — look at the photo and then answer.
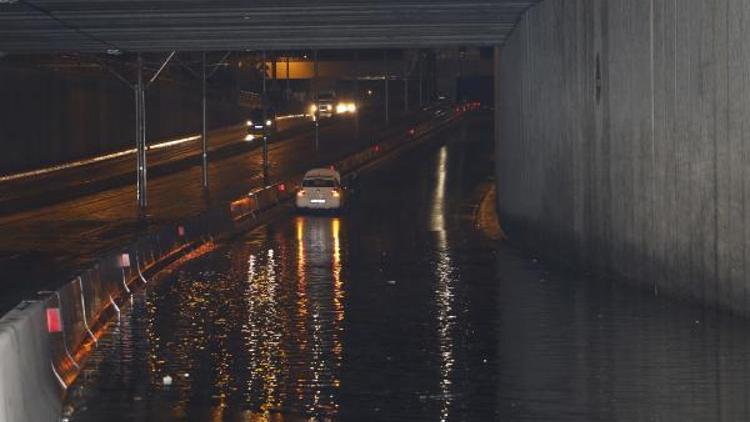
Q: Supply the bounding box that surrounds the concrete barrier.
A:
[0,301,62,422]
[0,105,468,422]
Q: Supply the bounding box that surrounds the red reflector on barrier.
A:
[278,184,286,192]
[374,145,381,153]
[47,308,62,333]
[409,128,416,136]
[178,226,185,236]
[117,253,131,268]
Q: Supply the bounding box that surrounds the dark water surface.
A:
[66,118,750,421]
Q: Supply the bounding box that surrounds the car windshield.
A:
[249,108,264,122]
[302,178,336,188]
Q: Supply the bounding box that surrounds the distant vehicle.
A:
[335,99,357,115]
[245,107,274,141]
[310,92,336,119]
[296,168,344,212]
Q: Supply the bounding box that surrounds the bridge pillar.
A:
[384,49,389,125]
[135,54,147,216]
[201,52,209,194]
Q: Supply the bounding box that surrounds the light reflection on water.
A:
[67,216,348,421]
[432,145,455,422]
[153,216,344,419]
[64,124,750,421]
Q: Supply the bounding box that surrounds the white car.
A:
[296,168,344,211]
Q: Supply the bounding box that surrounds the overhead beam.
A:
[0,1,537,52]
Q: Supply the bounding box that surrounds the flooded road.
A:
[66,117,750,421]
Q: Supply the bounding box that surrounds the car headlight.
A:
[265,119,272,126]
[246,120,253,127]
[336,103,348,114]
[347,103,357,113]
[310,104,318,113]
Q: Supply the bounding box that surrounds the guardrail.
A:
[0,103,472,422]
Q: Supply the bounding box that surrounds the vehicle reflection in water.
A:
[292,216,344,416]
[432,145,456,422]
[140,216,347,419]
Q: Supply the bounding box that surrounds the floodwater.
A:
[66,117,750,421]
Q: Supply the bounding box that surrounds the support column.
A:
[262,51,270,186]
[384,49,389,126]
[135,54,147,216]
[404,57,409,113]
[429,52,436,102]
[493,45,501,213]
[419,51,423,108]
[285,54,290,103]
[201,52,209,193]
[354,50,360,140]
[271,53,277,83]
[457,47,464,102]
[314,49,320,152]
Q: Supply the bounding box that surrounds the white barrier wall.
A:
[0,301,62,422]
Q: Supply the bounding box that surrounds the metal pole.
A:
[286,54,290,103]
[384,49,389,126]
[201,52,208,192]
[458,47,463,102]
[262,51,269,185]
[272,53,277,82]
[140,61,147,210]
[428,51,434,103]
[419,51,423,108]
[136,53,147,215]
[426,52,431,104]
[404,58,409,113]
[354,50,359,140]
[314,49,319,152]
[135,62,141,211]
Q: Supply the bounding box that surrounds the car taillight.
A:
[332,190,340,198]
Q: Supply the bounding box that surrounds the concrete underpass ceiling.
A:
[0,0,538,53]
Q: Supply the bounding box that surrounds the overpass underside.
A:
[497,0,750,314]
[0,0,535,52]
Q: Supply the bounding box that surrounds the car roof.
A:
[303,168,340,180]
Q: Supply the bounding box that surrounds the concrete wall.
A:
[0,66,249,174]
[496,0,750,314]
